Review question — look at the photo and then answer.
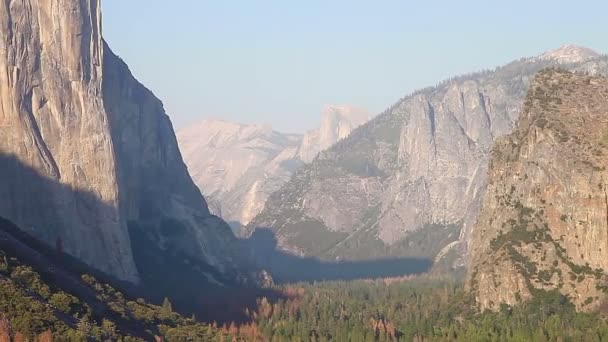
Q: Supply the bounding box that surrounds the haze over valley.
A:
[0,1,607,340]
[177,105,370,228]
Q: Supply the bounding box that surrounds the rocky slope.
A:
[0,0,245,286]
[468,70,608,311]
[246,47,608,269]
[177,105,369,226]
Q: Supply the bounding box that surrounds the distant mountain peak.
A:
[321,105,371,128]
[538,44,600,64]
[299,105,370,162]
[178,105,370,225]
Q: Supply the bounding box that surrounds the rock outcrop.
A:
[246,47,608,268]
[298,105,370,163]
[537,44,600,64]
[468,70,608,311]
[177,105,369,226]
[0,0,245,284]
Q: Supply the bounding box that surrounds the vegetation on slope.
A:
[3,209,608,342]
[0,217,223,341]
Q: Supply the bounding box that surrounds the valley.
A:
[243,48,608,281]
[0,0,607,341]
[177,105,370,229]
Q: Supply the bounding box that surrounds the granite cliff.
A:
[0,0,245,285]
[246,47,608,270]
[177,105,369,226]
[468,70,608,311]
[298,105,371,163]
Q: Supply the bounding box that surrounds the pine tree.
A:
[162,297,173,313]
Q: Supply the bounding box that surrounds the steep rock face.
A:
[103,47,244,281]
[299,105,370,163]
[468,70,608,311]
[177,105,369,226]
[0,0,137,281]
[0,0,244,284]
[178,120,304,226]
[247,48,608,266]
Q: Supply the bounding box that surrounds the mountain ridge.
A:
[178,105,370,226]
[245,47,608,276]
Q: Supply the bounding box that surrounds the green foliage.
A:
[48,292,77,314]
[10,266,52,299]
[3,223,608,341]
[2,211,608,341]
[286,219,349,256]
[0,233,222,341]
[243,279,608,341]
[327,222,462,261]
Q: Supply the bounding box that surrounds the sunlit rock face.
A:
[299,105,371,163]
[246,47,608,268]
[469,70,608,312]
[537,44,600,64]
[0,0,246,284]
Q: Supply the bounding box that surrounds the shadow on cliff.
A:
[242,228,433,284]
[0,153,172,338]
[0,154,431,326]
[0,153,285,325]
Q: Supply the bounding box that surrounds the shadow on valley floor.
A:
[0,153,430,327]
[242,228,433,284]
[0,153,286,325]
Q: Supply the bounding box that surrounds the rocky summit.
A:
[0,0,246,286]
[178,105,369,226]
[468,70,608,311]
[298,105,371,163]
[537,44,601,64]
[245,46,608,271]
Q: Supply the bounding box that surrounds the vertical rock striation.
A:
[469,70,608,311]
[246,48,608,267]
[298,105,371,163]
[0,0,245,284]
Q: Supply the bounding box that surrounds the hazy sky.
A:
[102,1,607,133]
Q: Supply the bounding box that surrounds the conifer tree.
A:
[162,297,173,313]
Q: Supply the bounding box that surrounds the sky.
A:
[102,1,607,133]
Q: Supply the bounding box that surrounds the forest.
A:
[222,277,608,341]
[3,232,608,342]
[1,214,607,341]
[6,234,608,342]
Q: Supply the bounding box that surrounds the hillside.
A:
[468,70,608,311]
[0,216,226,341]
[246,46,608,278]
